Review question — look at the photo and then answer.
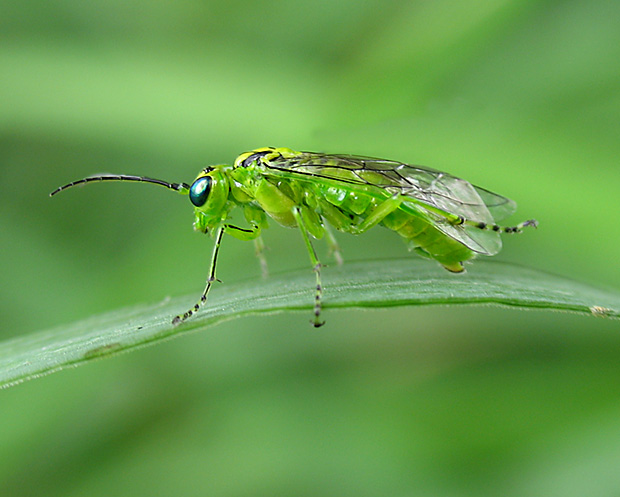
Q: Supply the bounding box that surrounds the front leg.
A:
[224,223,262,241]
[172,225,226,325]
[172,223,262,325]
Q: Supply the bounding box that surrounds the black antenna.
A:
[50,175,190,197]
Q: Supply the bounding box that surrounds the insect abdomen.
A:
[317,185,474,272]
[382,208,473,272]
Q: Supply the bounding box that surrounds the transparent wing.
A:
[404,202,503,255]
[472,186,517,222]
[260,151,516,255]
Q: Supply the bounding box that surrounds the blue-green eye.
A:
[189,176,212,207]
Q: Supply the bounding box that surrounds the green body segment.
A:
[382,209,474,272]
[51,146,536,326]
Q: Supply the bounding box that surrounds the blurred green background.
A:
[2,0,620,495]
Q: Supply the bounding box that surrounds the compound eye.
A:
[189,176,212,207]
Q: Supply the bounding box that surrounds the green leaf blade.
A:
[1,259,618,388]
